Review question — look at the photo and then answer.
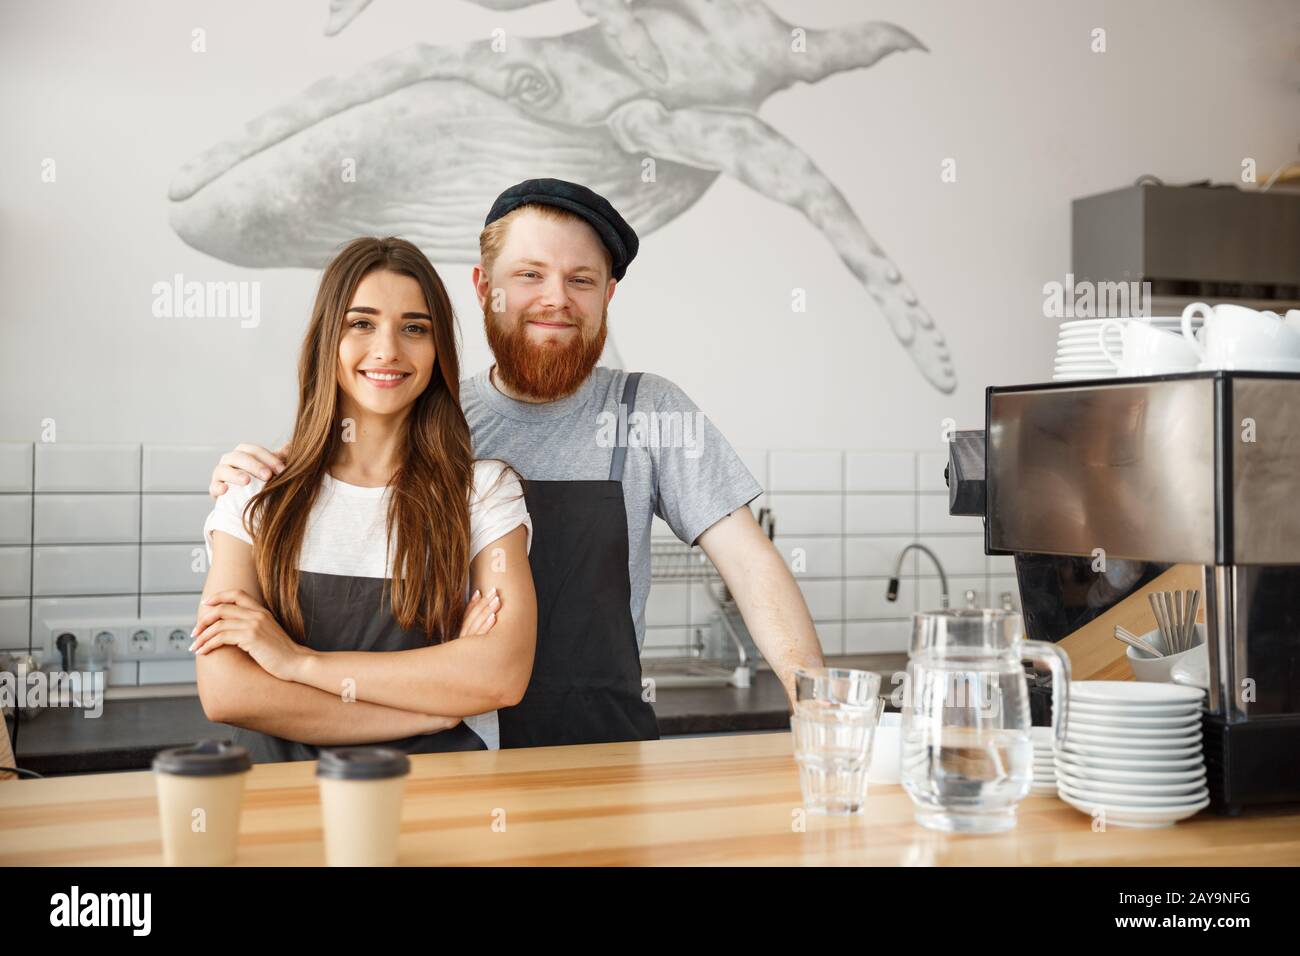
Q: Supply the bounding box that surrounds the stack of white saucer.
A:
[1054,317,1198,381]
[1029,726,1057,796]
[1054,682,1209,827]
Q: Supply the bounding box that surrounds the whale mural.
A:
[169,0,956,392]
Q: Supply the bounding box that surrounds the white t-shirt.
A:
[202,459,532,750]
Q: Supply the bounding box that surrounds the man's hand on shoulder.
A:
[209,443,289,499]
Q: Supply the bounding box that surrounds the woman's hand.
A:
[190,589,311,682]
[458,587,501,639]
[422,714,464,733]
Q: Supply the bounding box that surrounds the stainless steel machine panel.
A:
[1232,377,1300,564]
[987,378,1217,563]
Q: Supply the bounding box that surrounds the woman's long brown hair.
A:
[244,237,475,644]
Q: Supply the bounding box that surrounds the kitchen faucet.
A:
[886,543,950,609]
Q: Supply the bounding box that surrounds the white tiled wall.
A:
[643,449,1019,659]
[2,443,1018,681]
[0,442,221,685]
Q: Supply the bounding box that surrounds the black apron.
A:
[496,372,660,748]
[230,572,488,764]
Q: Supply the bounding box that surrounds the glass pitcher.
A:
[900,608,1070,834]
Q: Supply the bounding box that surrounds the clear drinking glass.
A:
[791,667,884,814]
[900,609,1070,834]
[795,667,882,711]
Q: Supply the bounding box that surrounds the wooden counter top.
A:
[3,731,1298,866]
[6,655,909,776]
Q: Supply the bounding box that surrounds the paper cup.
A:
[153,739,251,866]
[316,747,410,866]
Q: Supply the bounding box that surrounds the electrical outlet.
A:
[165,627,190,654]
[42,616,200,663]
[89,626,126,662]
[47,626,88,668]
[128,627,155,656]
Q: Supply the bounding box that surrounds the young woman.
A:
[192,237,536,763]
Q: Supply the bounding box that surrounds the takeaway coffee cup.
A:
[316,747,410,866]
[152,739,251,866]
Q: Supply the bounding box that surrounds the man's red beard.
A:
[483,301,608,401]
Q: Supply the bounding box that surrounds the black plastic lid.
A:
[152,739,251,777]
[316,747,410,781]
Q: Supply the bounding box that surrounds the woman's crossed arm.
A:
[194,524,537,724]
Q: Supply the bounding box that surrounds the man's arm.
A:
[697,507,825,708]
[197,530,455,742]
[292,524,537,714]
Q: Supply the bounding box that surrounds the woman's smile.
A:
[359,368,412,388]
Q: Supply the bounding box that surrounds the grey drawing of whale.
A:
[169,0,956,392]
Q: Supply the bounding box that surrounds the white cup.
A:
[1181,302,1300,368]
[867,711,901,784]
[1098,319,1198,375]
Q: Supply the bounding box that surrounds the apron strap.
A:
[608,371,643,482]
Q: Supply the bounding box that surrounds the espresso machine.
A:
[948,371,1300,815]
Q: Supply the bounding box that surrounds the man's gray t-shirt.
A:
[460,365,763,649]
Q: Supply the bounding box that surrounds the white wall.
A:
[1,0,1297,452]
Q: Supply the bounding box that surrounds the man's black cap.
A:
[484,178,639,280]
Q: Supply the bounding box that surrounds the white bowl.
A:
[1066,733,1196,754]
[1055,761,1205,785]
[1061,739,1203,760]
[1054,750,1204,772]
[1058,780,1208,806]
[1126,624,1206,682]
[1069,699,1202,719]
[1058,790,1210,828]
[1069,682,1206,707]
[1056,769,1206,797]
[1067,719,1201,737]
[1068,712,1201,730]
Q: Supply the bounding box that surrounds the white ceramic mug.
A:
[1181,302,1300,368]
[1098,319,1198,375]
[867,711,901,784]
